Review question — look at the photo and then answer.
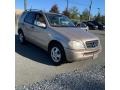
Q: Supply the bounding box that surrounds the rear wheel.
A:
[18,31,25,44]
[49,43,66,65]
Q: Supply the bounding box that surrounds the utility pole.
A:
[97,8,100,15]
[24,0,27,11]
[66,0,68,12]
[89,0,92,21]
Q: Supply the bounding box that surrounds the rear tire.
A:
[49,43,66,65]
[18,31,26,44]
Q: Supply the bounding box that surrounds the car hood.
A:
[51,27,99,41]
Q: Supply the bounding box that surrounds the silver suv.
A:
[18,10,101,65]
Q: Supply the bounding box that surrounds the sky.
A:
[16,0,105,16]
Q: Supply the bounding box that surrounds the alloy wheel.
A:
[51,47,61,63]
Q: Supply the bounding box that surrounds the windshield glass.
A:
[88,22,95,25]
[45,13,75,27]
[97,22,103,26]
[80,23,87,27]
[93,21,102,26]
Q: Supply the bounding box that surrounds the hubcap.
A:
[51,47,61,62]
[19,33,24,43]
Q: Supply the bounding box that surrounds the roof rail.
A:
[25,9,43,12]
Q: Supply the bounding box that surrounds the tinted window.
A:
[24,12,36,24]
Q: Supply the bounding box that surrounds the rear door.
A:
[23,12,36,42]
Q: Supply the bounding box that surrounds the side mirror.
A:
[35,21,46,28]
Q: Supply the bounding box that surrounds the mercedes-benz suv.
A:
[18,10,101,65]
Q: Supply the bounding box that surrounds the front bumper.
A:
[64,47,101,62]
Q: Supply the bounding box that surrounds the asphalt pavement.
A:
[15,29,105,86]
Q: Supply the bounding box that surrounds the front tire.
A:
[49,43,66,65]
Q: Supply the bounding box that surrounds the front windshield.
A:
[97,22,103,26]
[88,22,95,25]
[45,13,75,27]
[80,23,86,27]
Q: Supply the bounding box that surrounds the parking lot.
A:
[15,29,105,86]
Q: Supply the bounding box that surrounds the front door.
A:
[30,12,50,49]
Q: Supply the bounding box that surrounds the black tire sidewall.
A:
[18,31,25,44]
[49,44,66,65]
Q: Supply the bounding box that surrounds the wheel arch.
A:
[48,40,67,64]
[48,40,66,53]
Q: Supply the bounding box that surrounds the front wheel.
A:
[49,44,66,65]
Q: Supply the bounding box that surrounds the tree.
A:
[69,6,80,19]
[49,4,59,13]
[94,12,101,22]
[62,8,70,18]
[94,13,105,24]
[81,8,90,21]
[101,15,105,24]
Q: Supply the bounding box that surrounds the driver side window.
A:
[34,13,46,27]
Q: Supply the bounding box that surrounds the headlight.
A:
[69,41,85,50]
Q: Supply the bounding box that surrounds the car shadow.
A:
[15,34,54,66]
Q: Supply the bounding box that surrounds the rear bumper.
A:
[64,47,101,62]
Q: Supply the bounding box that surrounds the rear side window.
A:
[24,12,36,24]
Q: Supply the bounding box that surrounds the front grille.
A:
[86,40,98,48]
